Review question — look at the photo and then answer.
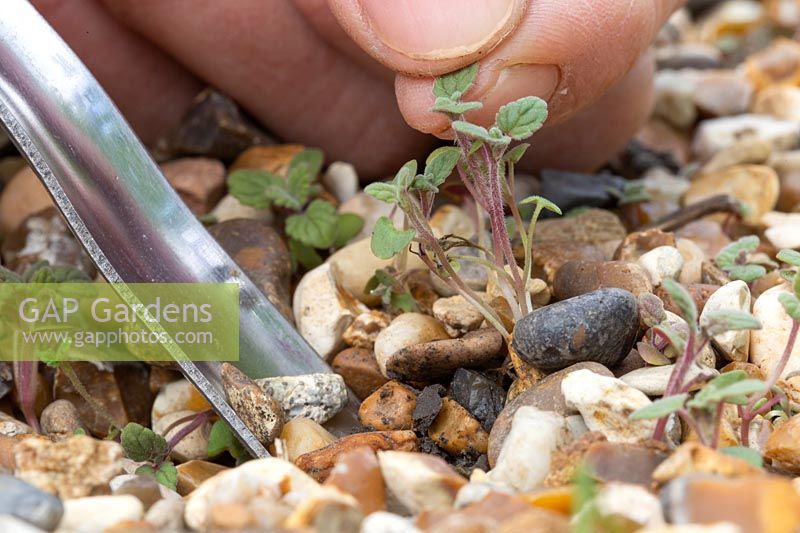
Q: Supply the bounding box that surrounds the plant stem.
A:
[165,410,212,456]
[60,361,120,434]
[654,332,707,441]
[678,409,706,446]
[740,319,799,446]
[12,361,40,433]
[710,402,724,449]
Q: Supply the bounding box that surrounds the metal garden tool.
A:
[0,0,358,457]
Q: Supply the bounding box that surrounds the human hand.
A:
[35,0,682,177]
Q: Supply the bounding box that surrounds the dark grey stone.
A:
[511,288,639,371]
[0,475,63,531]
[450,369,505,432]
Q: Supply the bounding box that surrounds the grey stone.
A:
[256,373,348,424]
[0,475,63,531]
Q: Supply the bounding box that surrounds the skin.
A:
[32,0,683,178]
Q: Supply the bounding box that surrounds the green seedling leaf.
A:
[503,143,530,164]
[689,370,745,408]
[289,148,324,179]
[393,160,418,191]
[779,293,800,321]
[288,238,323,271]
[370,216,416,260]
[726,264,767,283]
[333,213,364,248]
[207,420,250,465]
[690,378,766,408]
[700,309,762,337]
[137,462,178,490]
[423,147,460,187]
[286,164,313,207]
[720,446,763,468]
[0,265,22,282]
[630,393,688,420]
[363,182,397,204]
[519,195,562,215]
[390,291,417,313]
[495,96,548,140]
[779,269,796,284]
[430,97,483,114]
[285,199,338,249]
[778,249,800,267]
[452,121,494,143]
[661,279,697,331]
[468,139,483,155]
[73,428,86,436]
[572,465,600,533]
[433,63,479,100]
[715,235,760,269]
[121,423,168,463]
[228,169,301,210]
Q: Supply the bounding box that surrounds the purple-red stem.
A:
[654,332,702,441]
[13,361,40,432]
[165,410,212,457]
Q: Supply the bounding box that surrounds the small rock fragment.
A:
[653,442,762,484]
[765,413,800,473]
[621,364,715,396]
[432,295,486,337]
[562,369,656,443]
[359,381,417,431]
[151,379,211,425]
[256,373,348,425]
[377,451,467,514]
[278,417,336,462]
[0,166,53,235]
[325,446,386,515]
[637,246,685,286]
[595,482,665,530]
[222,363,283,445]
[450,368,505,431]
[330,347,388,401]
[427,398,489,456]
[692,115,800,162]
[152,410,210,462]
[58,495,144,533]
[553,260,653,300]
[40,400,87,442]
[699,280,752,362]
[160,157,225,215]
[413,385,445,434]
[751,284,800,381]
[175,460,228,496]
[321,161,359,204]
[0,474,63,531]
[342,310,390,349]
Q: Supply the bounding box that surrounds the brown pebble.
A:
[525,240,604,284]
[160,157,225,215]
[176,460,228,496]
[656,283,719,316]
[221,363,283,446]
[427,398,488,456]
[40,400,87,442]
[209,502,252,530]
[342,311,391,350]
[277,417,336,462]
[331,347,388,401]
[295,430,417,482]
[358,381,417,431]
[553,260,653,300]
[613,228,676,262]
[325,446,386,515]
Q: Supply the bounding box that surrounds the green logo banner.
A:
[0,283,239,362]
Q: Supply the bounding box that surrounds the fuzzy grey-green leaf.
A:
[700,309,762,337]
[285,199,338,249]
[371,216,416,260]
[452,121,494,142]
[430,97,483,114]
[121,423,168,463]
[778,249,800,267]
[393,160,418,191]
[715,235,760,268]
[779,293,800,321]
[661,279,697,330]
[364,182,397,204]
[630,393,688,420]
[495,96,548,140]
[433,63,479,99]
[519,195,562,215]
[424,146,461,185]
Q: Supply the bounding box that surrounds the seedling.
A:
[228,148,364,270]
[714,235,773,283]
[364,268,417,313]
[207,419,250,465]
[365,63,559,338]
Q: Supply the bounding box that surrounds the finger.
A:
[332,0,680,131]
[517,51,655,172]
[101,0,434,178]
[31,0,203,145]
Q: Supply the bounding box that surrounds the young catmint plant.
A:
[714,235,773,283]
[227,148,364,269]
[632,278,762,446]
[364,63,559,338]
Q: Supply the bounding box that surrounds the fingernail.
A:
[479,64,560,110]
[359,0,518,59]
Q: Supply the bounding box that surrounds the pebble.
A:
[0,515,47,533]
[338,191,399,242]
[151,379,211,425]
[182,457,322,530]
[0,166,53,235]
[111,475,170,510]
[487,362,613,467]
[765,413,800,473]
[699,280,752,362]
[553,260,653,300]
[413,385,445,433]
[512,288,639,371]
[342,310,390,349]
[762,211,800,249]
[450,368,505,431]
[160,157,225,215]
[744,37,800,89]
[562,369,657,443]
[488,407,567,492]
[144,496,185,531]
[579,440,669,486]
[676,220,731,259]
[770,150,800,211]
[693,70,754,117]
[676,238,705,285]
[278,417,336,462]
[175,460,228,496]
[538,169,626,211]
[637,245,685,286]
[753,85,800,121]
[207,194,273,225]
[256,373,348,425]
[432,295,486,337]
[595,482,665,530]
[57,495,143,533]
[534,208,627,246]
[656,42,722,70]
[358,381,417,431]
[376,451,466,514]
[653,69,699,128]
[360,512,421,533]
[620,364,715,396]
[0,474,63,531]
[229,143,302,173]
[429,205,476,240]
[652,442,761,484]
[427,397,489,456]
[527,240,605,284]
[324,447,385,515]
[14,435,123,499]
[152,410,210,462]
[222,363,284,445]
[661,475,800,531]
[751,284,800,380]
[656,283,719,317]
[295,430,417,482]
[692,115,800,162]
[700,137,772,174]
[0,411,33,437]
[321,161,359,204]
[430,246,489,296]
[39,400,87,443]
[293,262,367,360]
[52,363,127,437]
[330,347,388,401]
[614,228,677,262]
[208,219,293,321]
[380,327,503,382]
[373,313,449,376]
[683,165,779,225]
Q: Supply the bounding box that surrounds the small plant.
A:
[714,235,774,283]
[227,148,364,269]
[207,419,250,465]
[632,279,763,446]
[364,268,417,313]
[365,63,559,338]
